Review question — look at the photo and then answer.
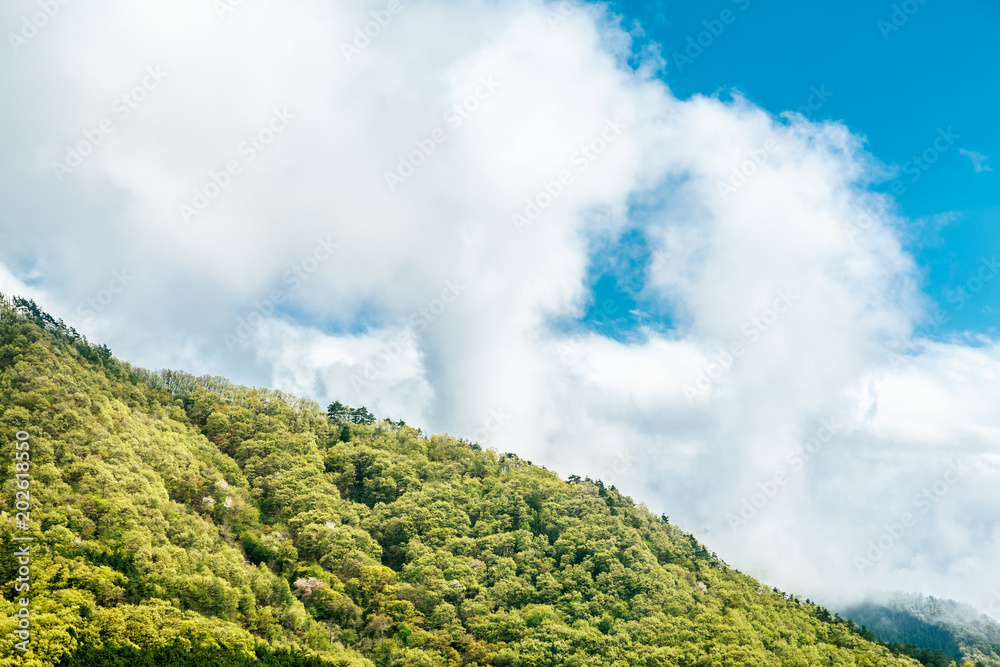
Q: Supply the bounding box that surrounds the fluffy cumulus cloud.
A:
[2,0,998,614]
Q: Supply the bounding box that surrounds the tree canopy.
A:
[0,294,955,667]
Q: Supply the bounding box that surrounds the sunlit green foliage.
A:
[0,296,927,666]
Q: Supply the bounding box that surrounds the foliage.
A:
[0,294,924,666]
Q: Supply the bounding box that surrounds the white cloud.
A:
[2,0,999,616]
[959,148,993,173]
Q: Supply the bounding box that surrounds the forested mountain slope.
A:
[0,295,934,666]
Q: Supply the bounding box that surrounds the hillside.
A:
[844,593,1000,667]
[0,294,934,666]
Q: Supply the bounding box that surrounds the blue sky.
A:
[577,0,1000,338]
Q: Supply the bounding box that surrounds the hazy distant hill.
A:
[844,592,1000,667]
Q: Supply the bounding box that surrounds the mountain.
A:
[0,294,939,666]
[843,592,1000,667]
